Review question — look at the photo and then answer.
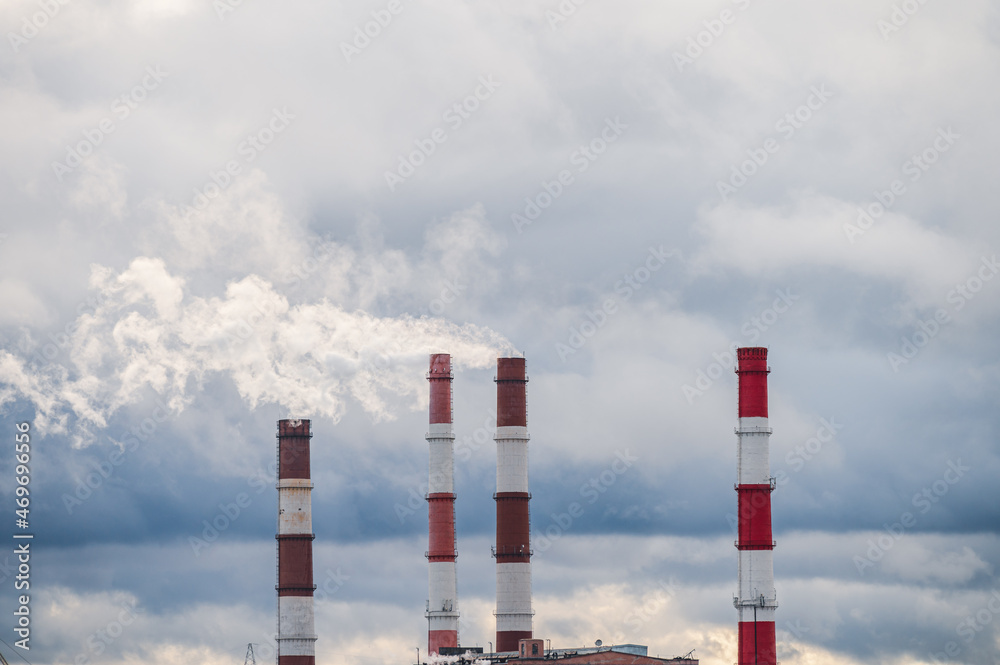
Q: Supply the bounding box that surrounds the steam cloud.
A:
[0,257,513,446]
[0,172,515,446]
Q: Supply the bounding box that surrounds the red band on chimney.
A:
[276,535,316,594]
[496,358,527,427]
[279,658,317,665]
[738,621,777,665]
[427,494,457,562]
[495,493,530,563]
[736,486,773,550]
[496,631,533,653]
[736,347,769,418]
[429,353,452,424]
[429,631,459,654]
[278,420,311,480]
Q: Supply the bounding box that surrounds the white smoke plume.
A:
[427,652,489,665]
[0,169,515,446]
[0,257,513,446]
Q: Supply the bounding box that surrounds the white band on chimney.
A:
[737,417,771,485]
[278,487,313,534]
[496,562,533,619]
[277,597,317,655]
[428,423,455,437]
[737,606,776,623]
[429,561,458,610]
[496,426,529,493]
[428,439,455,494]
[737,550,776,605]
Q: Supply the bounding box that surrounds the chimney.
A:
[494,357,533,652]
[276,419,316,665]
[426,354,460,654]
[734,348,777,665]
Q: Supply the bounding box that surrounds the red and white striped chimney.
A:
[734,348,777,665]
[276,419,316,665]
[426,353,460,655]
[493,357,533,653]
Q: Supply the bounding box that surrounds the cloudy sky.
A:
[0,0,998,663]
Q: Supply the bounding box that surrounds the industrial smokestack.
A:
[426,353,460,655]
[734,348,777,665]
[276,419,316,665]
[493,357,532,652]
